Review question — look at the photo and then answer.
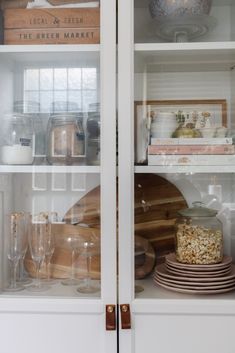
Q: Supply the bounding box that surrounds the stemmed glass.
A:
[5,212,27,292]
[77,233,100,294]
[17,212,32,285]
[61,235,82,286]
[27,215,49,292]
[41,212,57,284]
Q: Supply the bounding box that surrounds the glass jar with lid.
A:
[86,103,100,166]
[46,112,85,165]
[14,100,46,165]
[175,201,223,265]
[0,113,34,165]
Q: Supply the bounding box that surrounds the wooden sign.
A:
[4,27,100,44]
[4,8,100,28]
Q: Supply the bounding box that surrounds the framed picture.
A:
[134,99,227,164]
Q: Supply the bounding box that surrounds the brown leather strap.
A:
[120,304,131,329]
[106,305,116,331]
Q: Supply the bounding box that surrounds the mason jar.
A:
[46,113,85,165]
[0,113,34,165]
[86,104,100,165]
[175,201,223,265]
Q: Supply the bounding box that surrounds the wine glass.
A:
[27,215,49,292]
[17,212,32,285]
[61,235,83,286]
[5,212,27,292]
[76,233,100,294]
[41,212,57,284]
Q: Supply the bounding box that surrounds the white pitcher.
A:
[151,112,177,138]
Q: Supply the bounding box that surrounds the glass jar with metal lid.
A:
[46,112,85,165]
[0,113,34,165]
[175,201,223,265]
[86,103,100,166]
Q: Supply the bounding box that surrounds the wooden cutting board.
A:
[25,174,187,279]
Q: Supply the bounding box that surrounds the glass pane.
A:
[40,69,53,90]
[68,90,82,110]
[53,91,67,112]
[1,172,101,298]
[24,91,40,106]
[82,68,97,90]
[82,90,97,111]
[40,91,53,113]
[134,1,235,43]
[24,69,39,90]
[68,68,82,89]
[54,68,67,90]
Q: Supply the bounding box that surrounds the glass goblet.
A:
[27,217,49,292]
[17,212,32,286]
[61,235,82,286]
[5,213,26,292]
[40,212,57,284]
[77,235,100,294]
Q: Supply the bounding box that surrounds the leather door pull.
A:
[120,304,131,329]
[106,305,116,331]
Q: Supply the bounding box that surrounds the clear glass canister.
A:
[46,113,85,165]
[86,103,100,165]
[0,113,34,165]
[175,201,223,264]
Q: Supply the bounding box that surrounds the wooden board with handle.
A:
[25,174,187,280]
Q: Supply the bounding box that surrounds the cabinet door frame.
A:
[0,0,117,351]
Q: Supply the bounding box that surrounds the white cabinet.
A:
[118,1,235,352]
[0,0,117,352]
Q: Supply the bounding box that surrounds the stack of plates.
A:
[154,253,235,294]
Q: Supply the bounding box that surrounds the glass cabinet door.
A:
[118,1,235,353]
[0,0,116,352]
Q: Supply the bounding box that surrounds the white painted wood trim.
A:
[132,299,235,315]
[0,297,103,314]
[100,0,117,351]
[0,44,100,53]
[135,41,235,51]
[118,0,135,352]
[135,165,235,174]
[0,166,100,173]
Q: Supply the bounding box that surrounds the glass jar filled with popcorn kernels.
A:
[175,201,223,265]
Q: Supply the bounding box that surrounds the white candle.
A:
[1,145,33,165]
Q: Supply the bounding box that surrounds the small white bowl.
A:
[199,128,216,138]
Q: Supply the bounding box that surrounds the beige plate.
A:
[155,263,235,283]
[154,273,235,288]
[166,253,232,271]
[166,264,231,278]
[154,277,235,294]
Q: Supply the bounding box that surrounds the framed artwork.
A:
[134,99,227,164]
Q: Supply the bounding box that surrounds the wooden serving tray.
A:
[25,174,187,280]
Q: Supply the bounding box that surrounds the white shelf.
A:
[0,280,102,313]
[134,42,235,72]
[135,277,235,311]
[135,165,235,174]
[0,165,100,173]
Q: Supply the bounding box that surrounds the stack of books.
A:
[148,137,235,166]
